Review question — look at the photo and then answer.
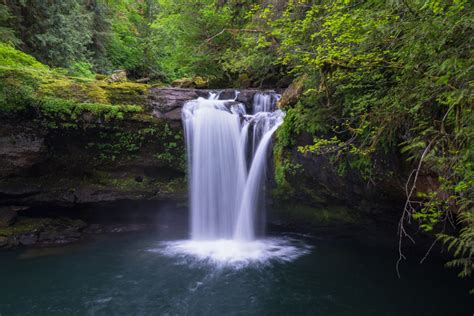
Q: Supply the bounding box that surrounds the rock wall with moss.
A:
[0,49,188,208]
[270,79,409,227]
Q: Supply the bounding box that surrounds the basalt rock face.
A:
[269,81,410,228]
[270,147,408,229]
[0,123,47,177]
[148,87,278,119]
[0,87,279,212]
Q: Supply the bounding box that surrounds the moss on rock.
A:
[278,75,307,109]
[0,217,85,237]
[272,204,361,226]
[98,81,149,105]
[171,76,209,88]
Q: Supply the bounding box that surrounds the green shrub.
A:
[0,43,48,69]
[68,61,95,79]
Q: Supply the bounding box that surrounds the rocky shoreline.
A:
[0,214,159,249]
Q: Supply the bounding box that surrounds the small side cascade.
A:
[182,91,284,241]
[243,93,282,161]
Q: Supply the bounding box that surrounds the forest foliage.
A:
[0,0,472,284]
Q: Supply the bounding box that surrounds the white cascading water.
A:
[158,91,310,267]
[182,92,283,241]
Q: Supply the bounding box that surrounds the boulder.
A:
[148,87,203,114]
[106,70,127,83]
[171,76,209,88]
[0,206,22,227]
[278,75,307,109]
[19,233,38,246]
[171,77,195,88]
[0,236,8,247]
[148,87,279,120]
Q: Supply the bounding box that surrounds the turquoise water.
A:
[0,225,472,315]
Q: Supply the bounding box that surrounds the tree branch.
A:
[397,137,437,277]
[205,28,262,43]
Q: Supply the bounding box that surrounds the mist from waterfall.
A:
[181,91,284,241]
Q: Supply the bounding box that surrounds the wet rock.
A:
[19,233,38,246]
[217,89,239,100]
[0,217,87,248]
[148,87,277,121]
[235,90,257,104]
[0,236,8,247]
[0,210,16,227]
[155,107,182,121]
[9,237,20,247]
[84,224,103,234]
[65,231,82,239]
[84,223,152,234]
[0,124,47,176]
[0,206,23,227]
[148,87,202,112]
[38,231,59,242]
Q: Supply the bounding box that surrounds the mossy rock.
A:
[272,204,361,226]
[37,97,143,123]
[106,70,127,83]
[278,74,307,109]
[193,76,208,88]
[38,79,108,104]
[171,77,194,88]
[171,76,209,88]
[39,78,149,106]
[0,217,53,237]
[91,171,186,195]
[95,74,107,81]
[0,217,87,248]
[99,81,149,105]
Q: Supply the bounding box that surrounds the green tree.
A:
[150,0,235,82]
[0,3,19,44]
[5,0,93,67]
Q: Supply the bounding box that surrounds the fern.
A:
[437,211,474,293]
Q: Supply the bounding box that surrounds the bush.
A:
[0,43,48,69]
[68,61,95,78]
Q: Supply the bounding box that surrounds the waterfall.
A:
[159,95,308,267]
[182,92,284,241]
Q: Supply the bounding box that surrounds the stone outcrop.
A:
[0,123,47,176]
[148,87,278,120]
[277,75,306,109]
[0,217,86,248]
[0,206,23,227]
